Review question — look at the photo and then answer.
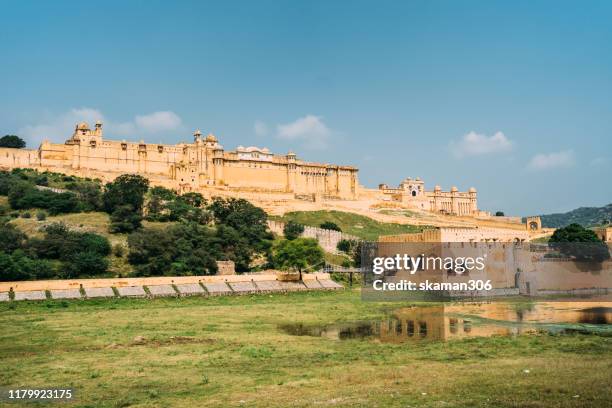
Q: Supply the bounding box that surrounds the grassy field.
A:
[0,290,610,407]
[271,210,427,241]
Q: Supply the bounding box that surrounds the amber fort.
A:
[0,121,487,215]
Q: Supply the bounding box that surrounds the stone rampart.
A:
[267,220,360,253]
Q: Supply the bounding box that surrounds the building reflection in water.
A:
[280,302,611,343]
[374,306,515,343]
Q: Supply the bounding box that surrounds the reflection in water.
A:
[279,302,612,343]
[579,307,611,324]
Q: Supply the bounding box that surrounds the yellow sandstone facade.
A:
[378,178,479,216]
[0,122,359,199]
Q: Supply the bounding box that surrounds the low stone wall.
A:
[0,272,331,292]
[267,220,360,253]
[0,272,343,301]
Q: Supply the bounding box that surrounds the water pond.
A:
[279,302,612,343]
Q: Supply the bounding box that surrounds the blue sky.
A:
[1,1,611,216]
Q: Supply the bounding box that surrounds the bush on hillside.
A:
[283,221,304,240]
[320,221,342,232]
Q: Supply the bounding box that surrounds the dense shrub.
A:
[28,223,110,261]
[283,221,304,240]
[146,188,210,224]
[8,181,80,215]
[110,204,143,233]
[0,251,56,281]
[128,222,220,276]
[320,221,341,232]
[0,223,27,253]
[549,223,610,262]
[62,251,109,279]
[337,238,356,254]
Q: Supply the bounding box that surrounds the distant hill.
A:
[534,203,612,228]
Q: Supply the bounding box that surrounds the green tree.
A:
[209,197,272,259]
[0,171,14,195]
[0,222,27,253]
[495,211,505,217]
[7,180,34,209]
[103,174,149,214]
[0,252,30,281]
[149,186,177,201]
[336,238,356,254]
[320,221,341,232]
[215,224,253,271]
[127,222,220,276]
[110,204,143,233]
[62,251,109,278]
[0,135,26,148]
[7,181,79,215]
[103,175,149,233]
[283,221,304,240]
[47,192,80,215]
[66,181,103,211]
[549,223,610,262]
[0,249,57,281]
[179,192,205,207]
[272,238,324,280]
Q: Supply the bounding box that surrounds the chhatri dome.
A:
[205,133,218,143]
[76,122,90,130]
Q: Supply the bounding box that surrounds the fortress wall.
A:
[527,260,612,291]
[1,124,359,199]
[222,161,288,190]
[67,143,178,176]
[439,227,529,242]
[294,171,326,195]
[0,147,40,168]
[267,220,360,253]
[379,227,529,243]
[338,170,356,197]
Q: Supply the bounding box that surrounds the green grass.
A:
[0,291,610,407]
[324,251,351,266]
[272,210,427,241]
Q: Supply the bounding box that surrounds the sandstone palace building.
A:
[0,121,481,216]
[0,121,358,199]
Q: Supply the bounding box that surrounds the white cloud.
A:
[134,111,182,132]
[590,157,609,167]
[528,150,575,171]
[18,108,183,145]
[276,115,331,149]
[450,131,513,158]
[19,108,104,145]
[254,120,268,136]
